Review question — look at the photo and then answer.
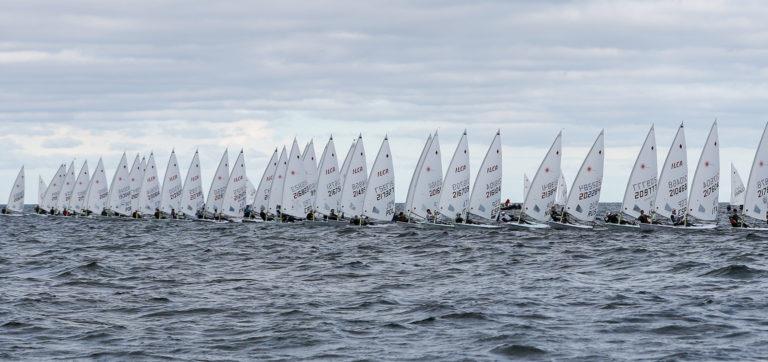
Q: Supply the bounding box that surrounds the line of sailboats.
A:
[2,123,766,230]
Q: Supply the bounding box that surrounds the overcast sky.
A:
[2,0,767,203]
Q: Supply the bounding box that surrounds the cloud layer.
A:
[1,0,767,202]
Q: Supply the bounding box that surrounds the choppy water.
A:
[1,203,768,360]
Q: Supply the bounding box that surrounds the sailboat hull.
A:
[546,221,594,230]
[638,223,717,231]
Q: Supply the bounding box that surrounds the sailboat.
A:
[339,140,355,186]
[68,161,90,215]
[605,126,657,229]
[642,122,719,231]
[266,146,288,219]
[159,150,183,218]
[359,136,395,225]
[312,136,342,220]
[2,166,24,215]
[37,176,46,213]
[302,140,318,202]
[280,140,313,221]
[548,130,605,230]
[438,130,470,224]
[339,135,367,220]
[460,130,502,228]
[644,123,688,228]
[138,153,161,217]
[220,150,248,222]
[128,155,144,214]
[55,161,76,214]
[204,149,229,218]
[523,174,530,203]
[181,150,204,219]
[249,148,278,221]
[83,158,109,216]
[106,153,131,216]
[404,131,442,223]
[731,163,746,209]
[510,132,561,230]
[736,122,768,230]
[555,173,568,207]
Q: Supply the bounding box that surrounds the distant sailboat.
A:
[438,130,470,222]
[514,132,562,229]
[741,122,768,228]
[267,147,288,216]
[205,150,229,217]
[685,121,720,226]
[339,135,367,218]
[138,153,161,216]
[360,136,395,224]
[549,131,605,230]
[84,158,109,215]
[129,155,144,213]
[405,133,433,219]
[313,136,342,218]
[69,161,90,214]
[651,123,688,223]
[107,153,131,216]
[252,148,278,217]
[37,176,46,211]
[731,163,746,208]
[404,131,442,222]
[3,166,24,214]
[281,140,313,220]
[606,126,657,228]
[159,150,183,216]
[221,150,248,221]
[302,140,318,201]
[181,150,204,219]
[41,163,67,213]
[554,173,568,207]
[56,161,76,213]
[465,130,502,227]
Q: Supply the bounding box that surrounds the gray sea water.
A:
[1,203,767,360]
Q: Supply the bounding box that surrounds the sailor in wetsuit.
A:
[637,210,651,224]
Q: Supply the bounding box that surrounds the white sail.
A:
[253,148,279,213]
[128,155,144,212]
[267,147,288,214]
[363,136,395,222]
[159,151,183,214]
[138,153,161,215]
[69,161,90,212]
[653,123,688,219]
[107,153,132,216]
[555,174,568,207]
[438,131,470,219]
[405,134,433,217]
[181,150,204,218]
[687,122,720,222]
[205,149,229,215]
[523,173,530,200]
[340,135,367,217]
[744,122,768,221]
[468,130,502,221]
[246,177,256,207]
[38,176,46,208]
[6,166,24,212]
[42,164,67,211]
[620,126,658,219]
[339,141,355,185]
[564,131,605,223]
[314,136,342,215]
[522,132,562,222]
[221,150,248,219]
[282,140,313,218]
[731,163,746,207]
[56,161,76,212]
[84,158,109,214]
[302,140,318,201]
[408,132,442,219]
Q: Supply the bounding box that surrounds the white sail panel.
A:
[69,161,90,212]
[339,141,355,186]
[107,153,131,216]
[138,153,161,215]
[314,137,342,215]
[222,150,248,219]
[523,132,562,222]
[6,166,24,212]
[621,126,658,219]
[302,141,318,202]
[84,158,109,214]
[253,148,278,214]
[205,150,229,215]
[653,124,688,219]
[282,140,312,218]
[246,177,256,207]
[42,163,67,211]
[128,155,143,213]
[438,131,470,219]
[523,173,530,200]
[687,122,719,222]
[38,176,46,208]
[564,131,605,223]
[181,151,204,218]
[409,132,442,219]
[340,135,367,217]
[731,163,746,207]
[363,137,395,222]
[56,161,76,212]
[745,122,768,221]
[405,134,433,217]
[267,147,288,214]
[160,151,183,214]
[468,130,502,221]
[555,173,568,207]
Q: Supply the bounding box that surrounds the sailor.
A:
[426,209,435,223]
[1,207,8,214]
[604,212,619,224]
[306,210,315,221]
[170,208,177,219]
[395,212,408,223]
[455,213,464,224]
[549,205,562,222]
[730,209,747,228]
[670,209,681,225]
[260,206,268,221]
[243,205,252,219]
[154,208,161,219]
[637,210,651,224]
[499,211,514,223]
[327,209,339,221]
[50,207,55,215]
